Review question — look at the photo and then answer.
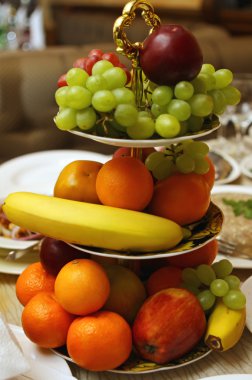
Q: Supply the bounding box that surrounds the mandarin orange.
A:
[16,262,56,306]
[148,172,211,225]
[67,310,132,371]
[54,258,110,315]
[146,265,182,296]
[22,291,74,348]
[96,156,154,211]
[166,239,219,268]
[54,160,103,204]
[202,155,215,190]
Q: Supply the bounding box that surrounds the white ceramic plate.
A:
[8,324,74,379]
[240,154,252,180]
[69,123,220,148]
[0,247,39,275]
[212,185,252,268]
[0,149,109,198]
[198,375,252,380]
[209,150,241,185]
[0,236,39,250]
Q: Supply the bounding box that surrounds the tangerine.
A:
[67,310,132,371]
[202,155,215,190]
[22,291,74,348]
[54,160,103,204]
[148,172,211,225]
[54,259,110,315]
[96,156,154,211]
[16,262,56,306]
[146,265,182,296]
[166,239,219,268]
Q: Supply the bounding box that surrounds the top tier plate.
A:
[69,123,220,148]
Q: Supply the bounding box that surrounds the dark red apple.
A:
[139,24,203,85]
[113,147,156,161]
[39,237,88,276]
[132,288,206,364]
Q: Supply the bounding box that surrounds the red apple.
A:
[139,24,203,85]
[113,147,156,161]
[132,288,206,364]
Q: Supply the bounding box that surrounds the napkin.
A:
[0,313,30,380]
[14,360,79,380]
[0,316,78,380]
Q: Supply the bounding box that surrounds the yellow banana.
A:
[204,300,246,351]
[3,192,183,252]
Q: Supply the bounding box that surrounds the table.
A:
[1,168,252,379]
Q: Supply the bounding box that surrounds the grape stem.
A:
[164,143,183,163]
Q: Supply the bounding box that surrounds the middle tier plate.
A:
[69,122,220,148]
[68,202,223,260]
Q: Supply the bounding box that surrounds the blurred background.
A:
[1,0,252,162]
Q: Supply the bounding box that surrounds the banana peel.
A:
[205,299,246,351]
[3,191,183,252]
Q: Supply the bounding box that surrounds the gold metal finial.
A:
[113,0,161,65]
[113,1,161,109]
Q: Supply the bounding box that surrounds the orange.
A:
[146,265,182,296]
[16,262,56,306]
[54,160,103,204]
[22,291,74,348]
[54,259,110,315]
[202,155,215,190]
[165,239,219,268]
[148,172,211,225]
[96,156,154,211]
[67,310,132,371]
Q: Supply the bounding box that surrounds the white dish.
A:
[212,184,252,195]
[8,324,73,379]
[209,150,241,185]
[0,247,39,274]
[240,154,252,180]
[0,236,39,250]
[241,275,252,333]
[212,185,252,269]
[69,123,220,148]
[198,375,252,380]
[216,253,252,269]
[0,149,109,198]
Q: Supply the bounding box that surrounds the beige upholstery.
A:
[1,27,252,162]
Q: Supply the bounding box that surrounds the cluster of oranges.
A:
[16,237,218,371]
[16,259,132,371]
[54,146,215,227]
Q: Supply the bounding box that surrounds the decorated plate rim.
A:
[52,341,211,374]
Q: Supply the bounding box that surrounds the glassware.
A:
[220,73,252,160]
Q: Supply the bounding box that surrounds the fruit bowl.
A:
[68,202,223,260]
[52,340,211,374]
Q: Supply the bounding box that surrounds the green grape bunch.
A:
[145,140,210,180]
[53,50,241,140]
[182,259,246,312]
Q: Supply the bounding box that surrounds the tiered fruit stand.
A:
[3,0,246,375]
[53,0,224,374]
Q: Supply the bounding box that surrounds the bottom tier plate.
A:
[52,341,211,374]
[68,202,223,260]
